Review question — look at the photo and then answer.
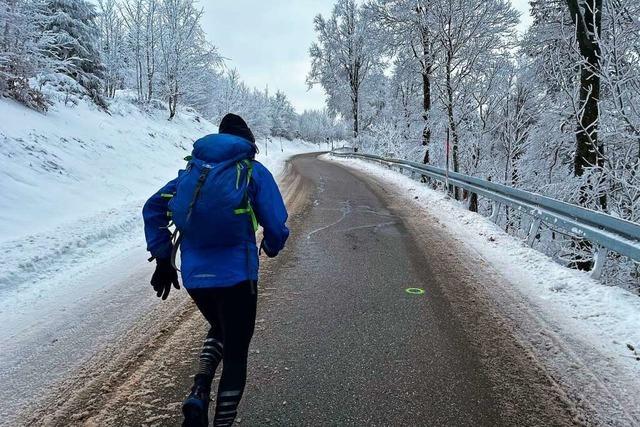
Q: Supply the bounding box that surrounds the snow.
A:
[329,155,640,422]
[0,96,318,424]
[0,97,317,303]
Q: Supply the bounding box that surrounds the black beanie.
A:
[219,113,256,143]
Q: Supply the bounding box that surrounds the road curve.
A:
[27,153,577,426]
[237,154,574,426]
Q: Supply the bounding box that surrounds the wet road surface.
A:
[238,154,572,426]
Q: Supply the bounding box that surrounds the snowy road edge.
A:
[325,153,640,425]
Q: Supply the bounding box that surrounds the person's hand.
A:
[150,258,180,300]
[260,239,278,258]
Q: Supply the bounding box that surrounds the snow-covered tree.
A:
[319,0,640,290]
[308,0,385,140]
[97,0,125,97]
[120,0,163,103]
[298,109,347,145]
[430,0,518,198]
[38,0,107,108]
[269,91,297,140]
[565,0,604,183]
[0,0,51,110]
[209,69,268,136]
[366,0,438,163]
[157,0,204,119]
[119,0,146,101]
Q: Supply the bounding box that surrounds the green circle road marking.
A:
[405,288,425,295]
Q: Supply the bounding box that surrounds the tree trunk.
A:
[352,89,359,139]
[3,0,14,52]
[445,50,461,200]
[574,67,602,174]
[421,66,432,164]
[146,43,154,102]
[469,193,478,212]
[168,79,177,119]
[146,2,156,103]
[137,56,143,102]
[451,135,460,199]
[566,0,605,206]
[148,73,154,102]
[169,96,176,119]
[566,0,605,270]
[468,145,480,212]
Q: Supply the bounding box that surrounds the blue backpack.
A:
[167,156,258,255]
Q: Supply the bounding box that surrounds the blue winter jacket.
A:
[142,133,289,289]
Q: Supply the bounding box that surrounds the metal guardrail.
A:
[331,151,640,278]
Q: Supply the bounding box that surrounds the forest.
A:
[308,0,640,292]
[0,0,347,143]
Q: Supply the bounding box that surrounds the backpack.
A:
[166,156,258,264]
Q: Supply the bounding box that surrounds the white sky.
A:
[201,0,533,113]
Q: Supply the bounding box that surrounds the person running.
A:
[142,113,289,427]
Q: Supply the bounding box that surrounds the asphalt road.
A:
[238,154,573,426]
[27,153,576,426]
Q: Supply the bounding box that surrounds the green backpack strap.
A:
[234,160,258,232]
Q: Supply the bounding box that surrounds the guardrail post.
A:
[591,245,607,280]
[527,218,542,247]
[463,195,471,210]
[490,202,501,223]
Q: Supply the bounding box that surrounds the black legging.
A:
[188,281,258,427]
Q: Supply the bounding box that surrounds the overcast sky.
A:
[201,0,533,113]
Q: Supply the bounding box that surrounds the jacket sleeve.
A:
[142,176,180,260]
[252,163,289,255]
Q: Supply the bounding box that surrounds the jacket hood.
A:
[192,133,257,163]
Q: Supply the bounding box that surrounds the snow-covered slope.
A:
[0,97,318,423]
[0,98,209,240]
[0,97,316,297]
[2,98,219,310]
[0,96,316,241]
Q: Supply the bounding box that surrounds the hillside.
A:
[0,95,317,423]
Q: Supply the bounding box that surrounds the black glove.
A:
[150,258,180,300]
[260,239,278,258]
